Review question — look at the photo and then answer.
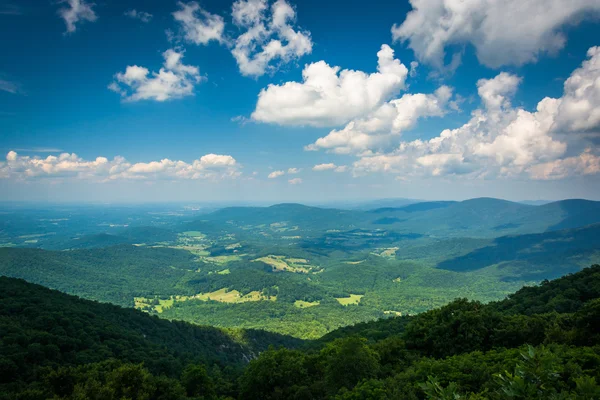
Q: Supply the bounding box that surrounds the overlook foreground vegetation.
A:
[1,264,599,399]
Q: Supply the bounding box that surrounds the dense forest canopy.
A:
[1,265,599,399]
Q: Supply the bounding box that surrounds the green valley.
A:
[1,199,600,339]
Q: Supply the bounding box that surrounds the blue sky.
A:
[1,0,600,203]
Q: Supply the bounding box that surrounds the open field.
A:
[336,294,364,306]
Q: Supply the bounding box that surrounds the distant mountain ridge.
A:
[194,197,600,238]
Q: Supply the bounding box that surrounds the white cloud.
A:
[173,1,225,45]
[306,85,453,154]
[110,49,203,102]
[288,177,302,184]
[312,163,337,171]
[528,149,600,180]
[553,46,600,132]
[231,0,312,77]
[252,44,408,126]
[352,47,600,181]
[409,61,418,78]
[0,151,240,181]
[477,73,521,110]
[0,79,20,94]
[311,163,347,173]
[58,0,97,34]
[125,9,153,23]
[287,167,300,174]
[268,170,285,178]
[392,0,600,70]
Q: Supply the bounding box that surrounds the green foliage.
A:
[323,337,380,392]
[239,348,311,400]
[0,277,303,398]
[181,364,215,399]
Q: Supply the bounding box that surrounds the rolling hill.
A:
[190,198,600,238]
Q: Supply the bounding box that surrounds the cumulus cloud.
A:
[125,9,153,23]
[306,85,453,154]
[311,163,347,173]
[288,177,302,184]
[392,0,600,70]
[0,151,240,181]
[553,47,600,132]
[58,0,97,34]
[352,47,600,181]
[231,0,312,77]
[312,163,336,171]
[528,149,600,180]
[268,170,285,178]
[287,167,300,174]
[252,45,408,126]
[173,1,225,45]
[109,49,203,102]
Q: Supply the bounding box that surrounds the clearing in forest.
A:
[336,294,364,306]
[294,300,320,308]
[135,287,276,313]
[371,247,399,257]
[253,255,322,274]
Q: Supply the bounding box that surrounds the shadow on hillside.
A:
[435,224,600,279]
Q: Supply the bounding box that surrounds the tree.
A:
[181,364,215,399]
[323,337,380,392]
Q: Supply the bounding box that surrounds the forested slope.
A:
[0,277,302,399]
[2,266,600,399]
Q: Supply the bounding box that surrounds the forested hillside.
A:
[1,265,599,399]
[0,276,302,399]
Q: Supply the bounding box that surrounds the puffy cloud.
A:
[477,73,521,111]
[312,163,348,173]
[58,0,97,34]
[125,9,153,23]
[306,86,453,154]
[231,0,312,77]
[6,151,17,162]
[288,177,302,184]
[110,49,203,102]
[352,47,600,181]
[553,46,600,132]
[287,167,300,174]
[268,170,285,178]
[252,45,408,126]
[528,149,600,180]
[0,151,240,181]
[392,0,600,70]
[173,1,225,45]
[312,163,337,171]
